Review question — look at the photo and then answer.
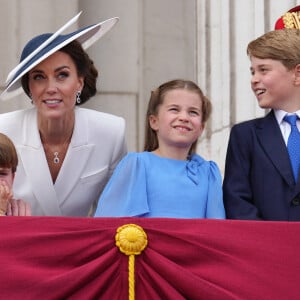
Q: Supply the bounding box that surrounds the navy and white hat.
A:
[1,12,119,100]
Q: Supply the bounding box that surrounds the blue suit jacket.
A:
[223,110,300,221]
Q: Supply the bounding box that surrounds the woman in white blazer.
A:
[0,13,127,216]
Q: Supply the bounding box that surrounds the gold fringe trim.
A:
[115,224,148,300]
[283,12,300,29]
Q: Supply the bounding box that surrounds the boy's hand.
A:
[7,199,32,216]
[0,180,13,216]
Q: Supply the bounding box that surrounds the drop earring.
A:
[76,91,81,104]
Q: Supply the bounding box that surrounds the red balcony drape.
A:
[0,217,298,299]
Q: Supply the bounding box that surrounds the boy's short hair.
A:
[0,133,18,173]
[247,29,300,70]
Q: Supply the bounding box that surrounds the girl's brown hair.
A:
[144,79,212,155]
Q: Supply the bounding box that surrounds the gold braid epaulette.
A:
[115,224,148,300]
[283,12,300,29]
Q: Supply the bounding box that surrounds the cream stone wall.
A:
[196,0,300,173]
[0,0,299,174]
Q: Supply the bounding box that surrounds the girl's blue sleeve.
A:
[94,153,149,217]
[206,161,225,219]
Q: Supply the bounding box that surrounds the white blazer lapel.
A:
[55,145,94,203]
[20,110,62,215]
[54,109,93,205]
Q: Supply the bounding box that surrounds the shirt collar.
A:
[274,109,300,125]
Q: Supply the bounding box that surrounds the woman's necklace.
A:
[51,144,69,164]
[40,131,73,166]
[39,123,74,183]
[53,152,60,164]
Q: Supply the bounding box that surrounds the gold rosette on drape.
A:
[115,224,148,300]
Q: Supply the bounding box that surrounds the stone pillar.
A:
[79,0,197,152]
[78,0,140,151]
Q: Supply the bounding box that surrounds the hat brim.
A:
[1,13,119,100]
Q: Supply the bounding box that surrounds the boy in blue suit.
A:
[223,12,300,220]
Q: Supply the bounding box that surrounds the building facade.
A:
[0,0,299,173]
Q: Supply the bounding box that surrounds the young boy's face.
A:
[250,57,297,111]
[0,168,14,189]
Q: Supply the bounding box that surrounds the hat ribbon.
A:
[5,11,82,84]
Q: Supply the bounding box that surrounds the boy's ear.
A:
[294,64,300,85]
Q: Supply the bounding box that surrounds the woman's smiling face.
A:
[28,51,83,119]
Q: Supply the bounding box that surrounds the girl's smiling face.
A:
[149,88,204,151]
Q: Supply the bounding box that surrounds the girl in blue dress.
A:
[95,79,225,218]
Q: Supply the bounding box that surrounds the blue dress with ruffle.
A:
[95,152,225,218]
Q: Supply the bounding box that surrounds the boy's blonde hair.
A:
[247,29,300,70]
[0,133,18,173]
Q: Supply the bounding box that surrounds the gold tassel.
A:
[283,12,300,29]
[115,224,148,300]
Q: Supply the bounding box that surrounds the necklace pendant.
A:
[53,152,60,164]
